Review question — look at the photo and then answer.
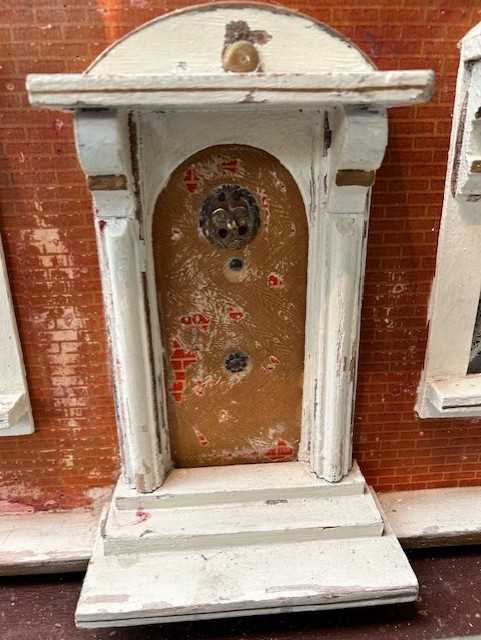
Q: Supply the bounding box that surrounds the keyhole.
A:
[229,257,244,271]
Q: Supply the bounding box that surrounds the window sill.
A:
[419,374,481,418]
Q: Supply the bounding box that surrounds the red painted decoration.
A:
[228,307,244,321]
[264,439,294,462]
[180,313,209,330]
[267,273,283,288]
[220,159,238,173]
[183,166,199,193]
[169,338,198,402]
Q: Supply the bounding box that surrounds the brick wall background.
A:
[1,0,481,511]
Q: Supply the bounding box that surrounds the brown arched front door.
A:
[153,145,308,467]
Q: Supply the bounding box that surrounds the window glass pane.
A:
[468,295,481,373]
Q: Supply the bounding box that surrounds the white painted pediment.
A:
[86,3,375,76]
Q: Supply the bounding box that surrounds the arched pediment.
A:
[86,2,375,76]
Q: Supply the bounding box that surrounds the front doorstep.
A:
[76,534,417,628]
[75,462,418,628]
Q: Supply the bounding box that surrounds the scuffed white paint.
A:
[86,4,374,76]
[417,22,481,418]
[0,234,33,435]
[26,71,434,111]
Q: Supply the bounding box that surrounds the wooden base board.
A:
[3,485,481,578]
[379,487,481,548]
[0,509,98,576]
[76,531,417,628]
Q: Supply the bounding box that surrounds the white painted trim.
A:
[303,108,387,480]
[113,461,366,511]
[26,71,434,111]
[3,485,481,578]
[74,111,168,492]
[0,234,34,436]
[379,486,481,548]
[425,374,481,416]
[417,24,481,418]
[0,509,99,576]
[84,2,376,76]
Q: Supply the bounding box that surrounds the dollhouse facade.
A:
[1,0,481,628]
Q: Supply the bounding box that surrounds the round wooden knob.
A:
[222,40,259,73]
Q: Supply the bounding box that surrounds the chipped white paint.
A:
[27,71,434,111]
[417,23,481,418]
[76,530,417,628]
[26,3,433,626]
[114,461,366,510]
[425,373,481,415]
[75,111,167,492]
[300,108,387,480]
[97,217,166,491]
[103,491,384,554]
[4,484,481,578]
[86,3,373,76]
[380,486,481,548]
[0,507,102,576]
[0,234,33,435]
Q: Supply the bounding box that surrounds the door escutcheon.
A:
[199,184,260,249]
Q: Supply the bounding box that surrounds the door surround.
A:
[26,3,435,493]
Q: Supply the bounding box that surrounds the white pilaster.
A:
[309,108,388,481]
[75,110,166,492]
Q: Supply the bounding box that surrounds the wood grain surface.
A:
[153,144,308,467]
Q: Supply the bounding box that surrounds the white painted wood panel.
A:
[114,461,365,510]
[0,508,100,576]
[417,24,481,418]
[380,487,481,548]
[0,234,33,436]
[426,374,481,413]
[76,532,417,627]
[103,492,383,554]
[98,218,164,491]
[85,4,375,76]
[27,71,434,110]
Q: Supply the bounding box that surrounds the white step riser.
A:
[115,484,364,510]
[114,462,366,511]
[103,492,384,556]
[104,522,384,555]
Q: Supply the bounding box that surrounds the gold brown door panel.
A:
[153,145,308,467]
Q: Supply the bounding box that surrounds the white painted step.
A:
[103,491,384,554]
[76,533,418,628]
[114,461,366,510]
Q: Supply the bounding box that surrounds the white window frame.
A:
[0,234,34,435]
[417,23,481,418]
